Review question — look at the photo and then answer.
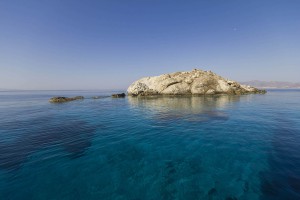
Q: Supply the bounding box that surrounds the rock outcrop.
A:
[49,96,84,103]
[127,69,266,96]
[112,93,126,98]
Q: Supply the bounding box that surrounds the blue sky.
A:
[0,0,299,90]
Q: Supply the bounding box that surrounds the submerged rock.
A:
[49,96,84,103]
[0,119,96,170]
[127,69,266,96]
[111,93,126,98]
[92,96,109,99]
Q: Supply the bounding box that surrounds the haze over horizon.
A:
[1,0,300,90]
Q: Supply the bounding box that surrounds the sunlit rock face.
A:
[127,69,266,96]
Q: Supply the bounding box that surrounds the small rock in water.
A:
[111,93,126,98]
[49,96,84,103]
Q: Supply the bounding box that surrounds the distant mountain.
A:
[241,81,300,89]
[0,88,22,91]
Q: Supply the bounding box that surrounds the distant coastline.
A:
[0,89,126,92]
[240,81,300,89]
[2,80,300,92]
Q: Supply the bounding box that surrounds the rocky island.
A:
[127,69,266,96]
[49,96,84,103]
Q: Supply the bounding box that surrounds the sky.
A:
[0,0,300,90]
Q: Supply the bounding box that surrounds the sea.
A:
[0,90,299,200]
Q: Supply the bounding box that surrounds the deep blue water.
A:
[0,90,299,200]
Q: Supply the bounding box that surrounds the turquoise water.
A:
[0,90,299,200]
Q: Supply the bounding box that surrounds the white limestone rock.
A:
[127,69,266,96]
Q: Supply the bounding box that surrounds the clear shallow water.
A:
[0,90,299,200]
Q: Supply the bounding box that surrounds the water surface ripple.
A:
[0,90,299,199]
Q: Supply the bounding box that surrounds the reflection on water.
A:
[128,95,240,122]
